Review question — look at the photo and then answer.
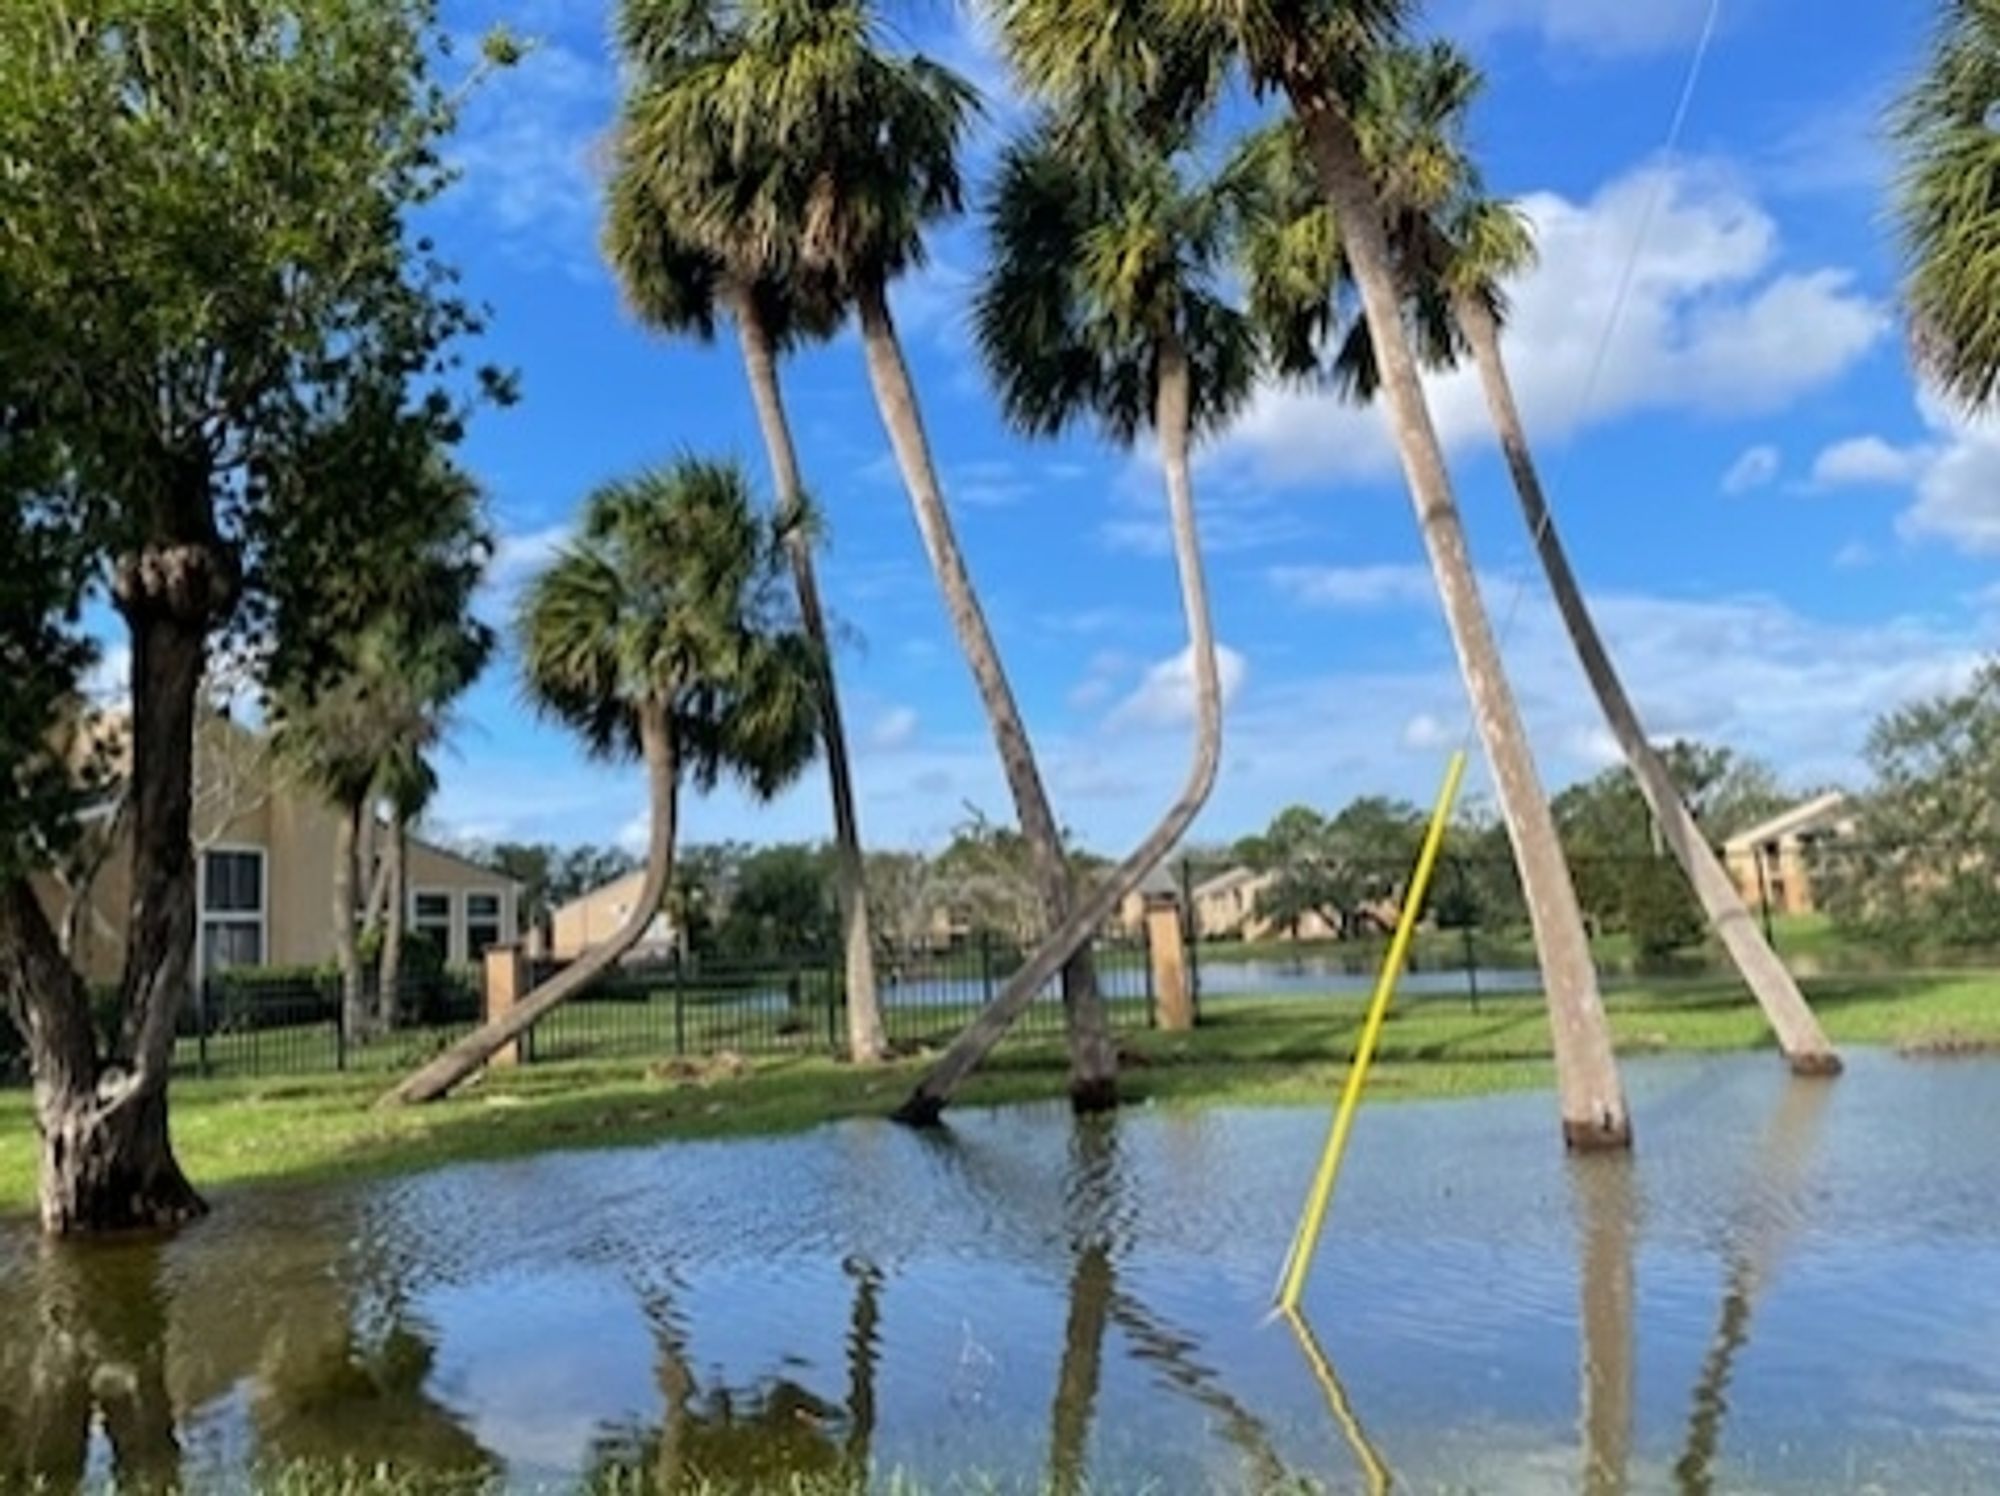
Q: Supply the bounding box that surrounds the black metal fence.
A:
[1,934,1156,1088]
[524,933,1156,1066]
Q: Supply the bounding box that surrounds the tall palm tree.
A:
[388,458,820,1104]
[604,56,888,1064]
[1277,44,1839,1074]
[1895,0,2000,410]
[627,0,1121,1110]
[895,107,1255,1118]
[996,0,1632,1149]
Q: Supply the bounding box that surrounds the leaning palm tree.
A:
[1273,44,1839,1073]
[893,107,1253,1119]
[388,458,820,1105]
[997,0,1631,1147]
[628,0,1121,1109]
[1895,0,2000,410]
[604,66,888,1064]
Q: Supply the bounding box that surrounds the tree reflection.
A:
[1673,1078,1832,1496]
[1571,1156,1635,1496]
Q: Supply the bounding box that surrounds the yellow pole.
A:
[1275,750,1468,1314]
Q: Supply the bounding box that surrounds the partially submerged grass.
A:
[4,974,1998,1216]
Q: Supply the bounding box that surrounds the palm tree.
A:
[387,458,820,1105]
[1895,0,2000,410]
[604,58,889,1064]
[996,0,1632,1149]
[894,107,1255,1118]
[628,0,1121,1110]
[1286,44,1840,1074]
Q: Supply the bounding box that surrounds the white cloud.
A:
[1270,564,1438,610]
[448,39,614,278]
[1108,645,1248,730]
[1903,399,2000,554]
[1451,0,1718,56]
[1401,713,1454,751]
[1811,435,1930,488]
[1721,444,1781,495]
[867,706,920,751]
[487,523,571,592]
[1211,165,1887,489]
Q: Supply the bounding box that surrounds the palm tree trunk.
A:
[855,280,1115,1108]
[1454,292,1839,1076]
[732,289,887,1064]
[377,817,407,1031]
[384,700,680,1105]
[1290,98,1629,1150]
[894,335,1223,1122]
[332,796,367,1044]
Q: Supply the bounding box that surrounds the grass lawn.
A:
[3,973,1997,1216]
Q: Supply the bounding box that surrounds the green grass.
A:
[5,974,1998,1217]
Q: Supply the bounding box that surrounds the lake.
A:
[3,1051,1998,1492]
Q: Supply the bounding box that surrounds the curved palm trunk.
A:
[377,817,408,1030]
[856,281,1116,1109]
[385,702,679,1105]
[332,796,367,1043]
[732,291,887,1064]
[1454,293,1839,1077]
[1292,99,1629,1150]
[894,337,1221,1123]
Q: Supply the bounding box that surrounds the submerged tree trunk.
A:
[855,280,1115,1109]
[895,338,1223,1123]
[377,816,408,1030]
[386,702,679,1105]
[332,796,367,1043]
[733,292,887,1064]
[1454,293,1839,1077]
[1292,99,1629,1150]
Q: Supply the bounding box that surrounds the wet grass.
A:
[3,974,1997,1217]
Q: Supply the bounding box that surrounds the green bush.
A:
[1623,859,1705,966]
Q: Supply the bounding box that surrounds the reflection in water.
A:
[1674,1077,1833,1496]
[1282,1309,1391,1495]
[1,1054,1996,1493]
[1573,1157,1636,1496]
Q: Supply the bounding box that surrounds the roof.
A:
[1723,792,1851,853]
[1193,865,1263,900]
[405,832,525,892]
[551,867,646,920]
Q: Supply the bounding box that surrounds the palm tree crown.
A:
[519,458,819,798]
[976,108,1257,444]
[1895,0,2000,408]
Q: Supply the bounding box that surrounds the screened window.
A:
[412,891,453,960]
[466,892,503,959]
[201,849,265,975]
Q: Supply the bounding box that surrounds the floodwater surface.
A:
[3,1052,1999,1493]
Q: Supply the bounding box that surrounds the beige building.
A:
[549,868,674,961]
[1722,792,1855,917]
[39,717,519,985]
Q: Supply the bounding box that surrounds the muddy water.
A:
[2,1051,1998,1492]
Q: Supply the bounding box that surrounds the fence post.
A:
[483,943,526,1069]
[826,963,841,1055]
[1146,894,1195,1032]
[1179,858,1201,1015]
[196,979,211,1079]
[1454,860,1481,1013]
[673,962,686,1057]
[332,975,346,1073]
[979,930,995,1006]
[1754,851,1777,950]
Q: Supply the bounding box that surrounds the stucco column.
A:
[1146,894,1195,1032]
[483,943,527,1068]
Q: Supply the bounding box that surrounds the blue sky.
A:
[391,0,1996,856]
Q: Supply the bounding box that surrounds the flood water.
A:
[4,1052,1999,1493]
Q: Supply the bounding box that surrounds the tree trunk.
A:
[384,702,680,1105]
[378,817,408,1031]
[360,812,390,942]
[1291,100,1629,1150]
[332,796,368,1044]
[733,289,887,1064]
[894,336,1223,1123]
[855,280,1115,1109]
[1454,292,1839,1077]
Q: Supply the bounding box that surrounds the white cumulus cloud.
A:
[1109,645,1248,731]
[1209,165,1887,490]
[1812,436,1930,488]
[1270,564,1439,609]
[1721,444,1781,495]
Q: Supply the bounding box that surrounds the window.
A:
[201,848,265,976]
[412,891,453,962]
[466,892,503,960]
